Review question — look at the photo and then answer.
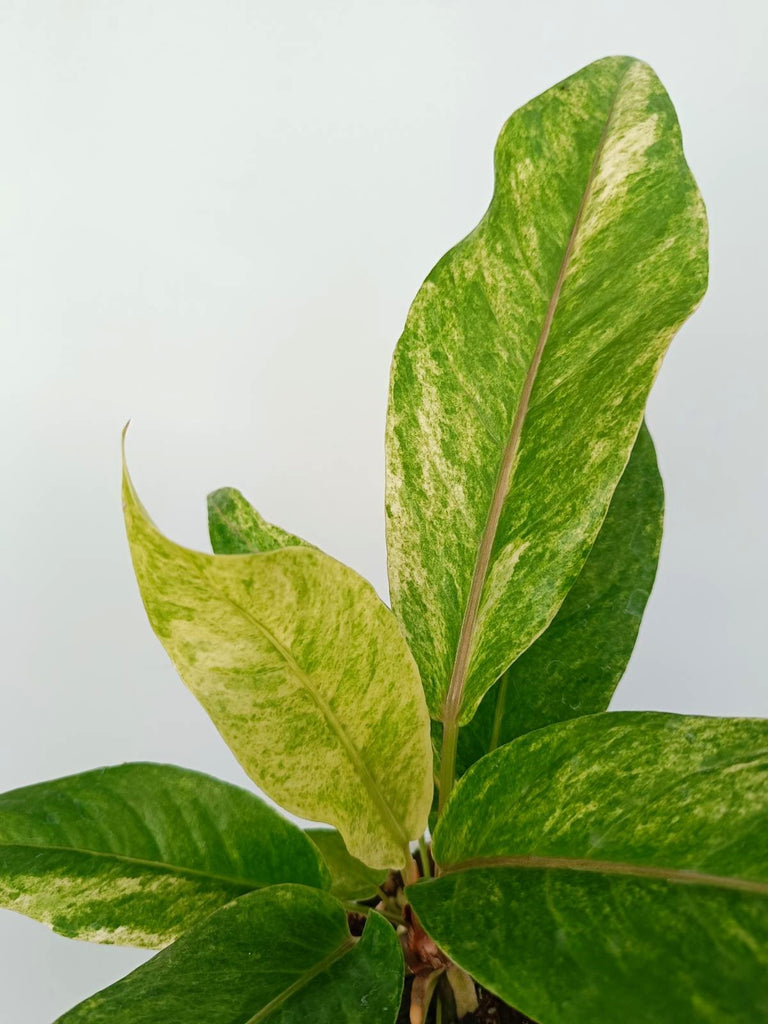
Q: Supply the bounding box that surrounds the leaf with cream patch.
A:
[385,56,708,804]
[56,885,404,1023]
[0,763,329,948]
[123,438,433,869]
[408,713,768,1023]
[456,421,663,774]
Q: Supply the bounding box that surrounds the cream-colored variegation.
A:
[122,437,432,869]
[385,57,708,806]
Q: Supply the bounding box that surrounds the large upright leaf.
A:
[57,885,404,1023]
[0,763,328,947]
[456,421,663,774]
[408,713,768,1024]
[386,56,708,738]
[123,441,432,869]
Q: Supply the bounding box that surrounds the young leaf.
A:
[408,713,768,1024]
[208,487,310,554]
[456,422,663,774]
[307,829,387,902]
[385,56,708,744]
[56,885,404,1023]
[0,763,329,947]
[123,440,433,869]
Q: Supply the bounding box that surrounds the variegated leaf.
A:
[408,713,768,1024]
[456,421,663,773]
[0,763,329,947]
[385,56,708,762]
[123,439,432,869]
[208,487,310,554]
[57,885,404,1023]
[307,829,387,902]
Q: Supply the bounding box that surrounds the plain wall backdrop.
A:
[1,1,766,1019]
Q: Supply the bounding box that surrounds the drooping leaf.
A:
[123,438,432,869]
[456,422,663,774]
[307,829,387,902]
[208,487,310,554]
[0,763,329,948]
[56,885,404,1023]
[385,56,708,732]
[408,713,768,1024]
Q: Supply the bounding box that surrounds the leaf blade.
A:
[307,829,387,902]
[56,885,404,1024]
[208,487,310,554]
[456,421,663,773]
[123,444,432,869]
[0,763,328,947]
[408,713,768,1023]
[386,56,708,727]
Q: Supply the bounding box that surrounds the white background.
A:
[1,1,766,1020]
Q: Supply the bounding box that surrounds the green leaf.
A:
[56,885,404,1023]
[208,487,310,554]
[385,56,707,735]
[408,713,768,1024]
[457,422,663,774]
[123,437,432,869]
[0,763,329,948]
[307,829,387,902]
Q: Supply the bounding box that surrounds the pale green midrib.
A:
[441,68,629,728]
[0,840,268,891]
[245,936,356,1023]
[438,854,768,896]
[203,570,412,856]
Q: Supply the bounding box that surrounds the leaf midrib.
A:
[0,840,266,891]
[245,936,356,1023]
[441,69,629,726]
[203,567,412,859]
[438,854,768,895]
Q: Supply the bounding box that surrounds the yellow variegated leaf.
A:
[122,436,432,869]
[385,57,708,802]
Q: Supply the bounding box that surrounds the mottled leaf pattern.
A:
[386,56,708,732]
[123,441,432,868]
[409,713,768,1023]
[57,886,404,1023]
[457,422,663,773]
[208,487,310,554]
[0,763,329,948]
[307,829,387,902]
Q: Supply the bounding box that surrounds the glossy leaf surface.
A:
[386,56,708,726]
[123,444,432,869]
[0,763,328,947]
[57,885,404,1023]
[307,829,387,902]
[457,422,663,773]
[208,487,310,554]
[409,713,768,1023]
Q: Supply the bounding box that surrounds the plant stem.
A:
[418,834,432,879]
[438,717,459,816]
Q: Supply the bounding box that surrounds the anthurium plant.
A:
[2,55,766,1024]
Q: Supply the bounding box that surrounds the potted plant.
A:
[1,55,764,1023]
